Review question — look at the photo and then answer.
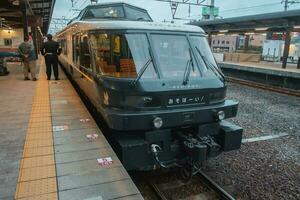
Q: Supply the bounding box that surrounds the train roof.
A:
[57,21,205,36]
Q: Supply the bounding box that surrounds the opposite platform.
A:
[219,62,300,90]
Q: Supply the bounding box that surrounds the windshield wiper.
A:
[194,46,225,82]
[132,48,154,86]
[182,48,195,85]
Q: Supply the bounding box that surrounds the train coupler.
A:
[179,133,221,164]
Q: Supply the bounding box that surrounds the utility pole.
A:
[284,0,288,11]
[209,0,215,19]
[282,0,300,11]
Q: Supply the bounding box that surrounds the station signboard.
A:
[202,7,219,17]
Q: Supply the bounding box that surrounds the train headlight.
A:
[217,110,225,121]
[153,117,163,129]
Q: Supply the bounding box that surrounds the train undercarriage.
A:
[112,120,242,173]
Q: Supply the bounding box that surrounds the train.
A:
[56,2,243,173]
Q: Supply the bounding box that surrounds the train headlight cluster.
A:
[153,117,163,129]
[217,110,225,121]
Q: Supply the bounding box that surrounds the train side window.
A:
[90,32,155,78]
[90,33,113,74]
[80,36,91,69]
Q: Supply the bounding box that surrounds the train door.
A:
[72,34,81,79]
[79,34,98,105]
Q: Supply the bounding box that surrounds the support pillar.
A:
[21,0,28,39]
[208,33,212,47]
[244,35,250,50]
[32,27,39,58]
[282,30,291,69]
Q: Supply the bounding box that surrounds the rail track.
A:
[146,170,236,200]
[227,77,300,97]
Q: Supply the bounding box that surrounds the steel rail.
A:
[198,170,236,200]
[147,180,168,200]
[146,170,236,200]
[227,77,300,97]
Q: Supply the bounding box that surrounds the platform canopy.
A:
[190,9,300,34]
[0,0,56,34]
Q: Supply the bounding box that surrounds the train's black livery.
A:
[56,2,243,172]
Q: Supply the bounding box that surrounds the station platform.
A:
[219,62,300,90]
[0,59,143,200]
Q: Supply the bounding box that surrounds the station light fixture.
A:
[294,25,300,29]
[219,30,228,33]
[255,27,268,31]
[245,32,255,35]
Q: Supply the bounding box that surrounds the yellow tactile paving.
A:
[24,138,54,148]
[17,192,58,200]
[26,133,53,141]
[15,61,58,199]
[27,126,53,133]
[18,165,56,182]
[28,122,52,128]
[15,178,57,199]
[20,155,55,169]
[22,146,54,158]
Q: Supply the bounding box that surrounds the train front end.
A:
[90,27,243,172]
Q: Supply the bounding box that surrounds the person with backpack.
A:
[18,35,37,81]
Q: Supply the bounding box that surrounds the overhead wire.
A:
[182,1,284,19]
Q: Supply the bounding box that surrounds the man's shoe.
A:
[47,78,50,80]
[32,78,37,81]
[24,77,30,80]
[55,78,60,80]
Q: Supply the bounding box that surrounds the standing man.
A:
[18,35,37,81]
[41,34,61,80]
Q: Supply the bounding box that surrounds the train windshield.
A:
[90,32,218,80]
[151,34,201,79]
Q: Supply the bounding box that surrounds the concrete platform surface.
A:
[0,60,143,200]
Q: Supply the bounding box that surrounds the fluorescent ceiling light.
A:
[255,27,268,31]
[219,30,228,33]
[294,25,300,29]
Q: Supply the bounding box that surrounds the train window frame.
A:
[82,5,126,20]
[149,32,202,79]
[89,30,158,79]
[189,34,221,77]
[124,5,152,21]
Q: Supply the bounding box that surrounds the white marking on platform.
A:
[84,196,103,200]
[242,133,289,143]
[52,125,69,131]
[97,157,113,166]
[52,100,68,105]
[86,134,98,141]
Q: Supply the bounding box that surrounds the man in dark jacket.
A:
[41,34,61,80]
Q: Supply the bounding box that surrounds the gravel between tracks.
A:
[204,83,300,200]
